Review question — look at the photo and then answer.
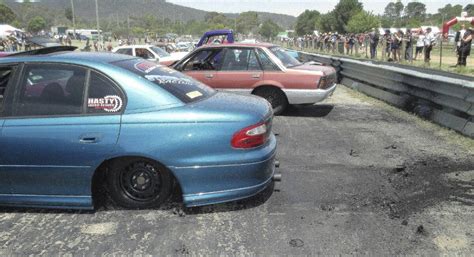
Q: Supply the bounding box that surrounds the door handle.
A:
[205,74,214,78]
[252,74,261,78]
[79,137,98,143]
[79,133,102,144]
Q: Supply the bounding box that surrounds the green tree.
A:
[27,16,46,33]
[333,0,363,33]
[259,19,281,40]
[383,1,404,26]
[346,11,380,33]
[318,11,337,32]
[380,15,392,28]
[404,2,426,21]
[0,4,16,24]
[384,1,403,20]
[438,4,463,19]
[295,10,320,36]
[465,4,474,16]
[65,7,73,23]
[236,11,259,35]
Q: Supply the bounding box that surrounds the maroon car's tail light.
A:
[231,122,269,149]
[318,74,336,89]
[318,76,327,89]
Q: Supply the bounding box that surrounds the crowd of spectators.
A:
[283,25,473,66]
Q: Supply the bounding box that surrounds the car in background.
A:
[0,50,277,210]
[283,48,300,60]
[0,52,10,57]
[173,43,337,114]
[154,42,178,54]
[112,45,187,66]
[240,39,259,44]
[176,42,194,52]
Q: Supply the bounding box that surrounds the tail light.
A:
[318,74,336,89]
[231,121,270,149]
[318,76,327,89]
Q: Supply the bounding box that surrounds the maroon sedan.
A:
[173,43,337,114]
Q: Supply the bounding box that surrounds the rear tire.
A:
[253,87,288,115]
[106,158,172,209]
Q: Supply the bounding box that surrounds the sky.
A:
[167,0,473,17]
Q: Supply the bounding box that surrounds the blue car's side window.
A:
[86,71,124,114]
[13,64,87,117]
[0,66,15,116]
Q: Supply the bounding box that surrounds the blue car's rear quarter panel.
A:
[117,107,276,207]
[178,135,276,207]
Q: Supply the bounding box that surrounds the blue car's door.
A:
[0,64,18,196]
[0,64,124,206]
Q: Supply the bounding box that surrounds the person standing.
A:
[384,30,392,59]
[457,28,473,66]
[404,30,414,61]
[391,30,402,62]
[455,24,467,53]
[369,28,379,59]
[415,30,425,60]
[423,27,436,64]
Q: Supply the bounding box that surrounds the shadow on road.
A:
[282,104,334,118]
[0,182,276,215]
[184,181,275,215]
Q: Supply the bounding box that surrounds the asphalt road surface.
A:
[1,85,473,255]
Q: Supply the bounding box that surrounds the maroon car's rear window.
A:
[112,59,214,103]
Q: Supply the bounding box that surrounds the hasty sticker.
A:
[87,95,123,112]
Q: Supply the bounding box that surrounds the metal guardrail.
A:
[298,52,474,138]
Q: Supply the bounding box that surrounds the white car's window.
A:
[116,48,133,56]
[151,47,171,58]
[136,48,155,60]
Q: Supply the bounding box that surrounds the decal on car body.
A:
[87,95,123,112]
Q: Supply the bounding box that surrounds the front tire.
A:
[107,158,172,209]
[253,87,288,115]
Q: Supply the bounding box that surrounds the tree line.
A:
[294,0,474,36]
[0,1,283,40]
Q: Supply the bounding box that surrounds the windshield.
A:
[269,46,301,68]
[151,46,171,58]
[112,59,214,103]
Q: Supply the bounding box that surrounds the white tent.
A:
[0,24,24,40]
[421,26,441,34]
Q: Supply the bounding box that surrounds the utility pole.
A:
[70,0,76,36]
[95,0,100,40]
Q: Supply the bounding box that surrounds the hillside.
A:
[4,0,296,29]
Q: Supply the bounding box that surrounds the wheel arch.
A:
[91,155,184,207]
[251,84,288,101]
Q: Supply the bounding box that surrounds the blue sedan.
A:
[0,51,277,209]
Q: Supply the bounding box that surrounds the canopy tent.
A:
[0,24,24,39]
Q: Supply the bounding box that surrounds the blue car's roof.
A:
[0,51,135,64]
[0,51,185,112]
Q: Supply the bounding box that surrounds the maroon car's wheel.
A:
[107,159,172,209]
[254,87,288,115]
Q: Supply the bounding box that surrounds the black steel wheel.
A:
[107,158,172,209]
[253,87,288,115]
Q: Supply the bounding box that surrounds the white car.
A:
[112,45,187,66]
[176,42,194,52]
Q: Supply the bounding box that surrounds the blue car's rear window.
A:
[112,59,214,103]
